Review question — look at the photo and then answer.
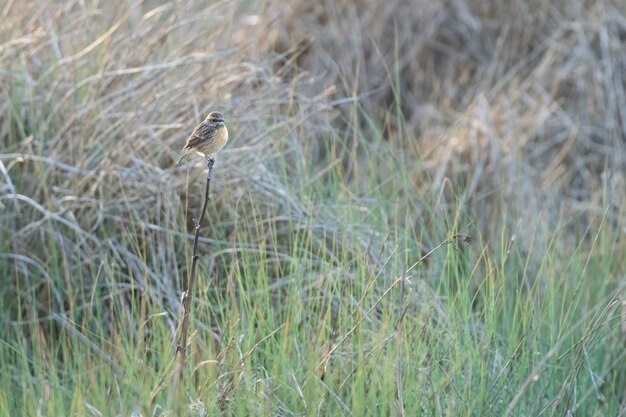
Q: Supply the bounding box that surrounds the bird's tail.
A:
[176,148,189,164]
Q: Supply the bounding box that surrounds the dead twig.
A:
[176,156,215,382]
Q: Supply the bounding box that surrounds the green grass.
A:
[2,116,624,415]
[2,1,626,416]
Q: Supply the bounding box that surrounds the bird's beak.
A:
[217,121,225,127]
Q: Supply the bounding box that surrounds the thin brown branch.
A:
[176,157,215,382]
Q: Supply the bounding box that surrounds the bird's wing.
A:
[184,121,217,149]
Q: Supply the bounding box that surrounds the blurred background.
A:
[1,0,625,415]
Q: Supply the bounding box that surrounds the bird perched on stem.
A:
[177,111,228,164]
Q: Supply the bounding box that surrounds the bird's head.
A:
[206,111,225,128]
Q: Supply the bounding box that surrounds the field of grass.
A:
[1,0,626,416]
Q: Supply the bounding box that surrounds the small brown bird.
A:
[176,111,228,164]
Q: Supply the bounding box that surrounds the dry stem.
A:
[176,156,215,382]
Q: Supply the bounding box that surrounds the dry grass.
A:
[270,0,626,231]
[1,0,626,415]
[1,0,327,310]
[2,0,625,260]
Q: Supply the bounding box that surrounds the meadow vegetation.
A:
[1,0,625,415]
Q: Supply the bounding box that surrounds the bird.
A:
[176,111,228,164]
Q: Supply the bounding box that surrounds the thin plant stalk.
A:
[176,156,215,381]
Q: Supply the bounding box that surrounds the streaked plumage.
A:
[176,111,228,164]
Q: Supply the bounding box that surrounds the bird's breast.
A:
[195,125,228,155]
[215,126,228,148]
